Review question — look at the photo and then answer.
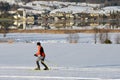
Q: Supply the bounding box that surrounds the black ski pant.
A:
[36,56,48,69]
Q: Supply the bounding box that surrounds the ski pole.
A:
[45,59,59,67]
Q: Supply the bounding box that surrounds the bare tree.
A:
[67,33,79,43]
[98,29,112,44]
[115,34,120,44]
[93,28,100,44]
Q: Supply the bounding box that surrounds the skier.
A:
[34,42,49,70]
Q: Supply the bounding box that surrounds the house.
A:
[49,20,74,29]
[65,13,74,19]
[50,12,66,21]
[13,8,26,20]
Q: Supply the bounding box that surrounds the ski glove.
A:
[34,54,37,57]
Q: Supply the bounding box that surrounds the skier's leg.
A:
[35,57,41,70]
[41,60,49,70]
[36,61,40,69]
[41,57,49,70]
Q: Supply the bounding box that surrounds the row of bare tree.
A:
[67,32,120,44]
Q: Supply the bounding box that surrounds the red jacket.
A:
[36,46,45,57]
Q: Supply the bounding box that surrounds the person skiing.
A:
[34,42,49,70]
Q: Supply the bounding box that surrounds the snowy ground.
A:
[0,33,120,80]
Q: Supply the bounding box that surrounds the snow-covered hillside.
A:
[50,6,93,14]
[102,6,120,13]
[1,0,120,15]
[23,1,120,15]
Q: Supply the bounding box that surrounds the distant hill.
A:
[22,0,120,6]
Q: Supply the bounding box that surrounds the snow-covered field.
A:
[0,33,120,80]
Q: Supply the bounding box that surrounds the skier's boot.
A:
[34,67,40,70]
[44,67,49,70]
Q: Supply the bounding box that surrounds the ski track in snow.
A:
[1,66,120,72]
[0,66,120,80]
[0,75,101,80]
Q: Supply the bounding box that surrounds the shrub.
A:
[104,39,112,44]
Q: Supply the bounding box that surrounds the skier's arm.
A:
[34,46,40,56]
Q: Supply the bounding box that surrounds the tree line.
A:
[0,2,18,12]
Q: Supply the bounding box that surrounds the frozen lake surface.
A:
[0,33,120,80]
